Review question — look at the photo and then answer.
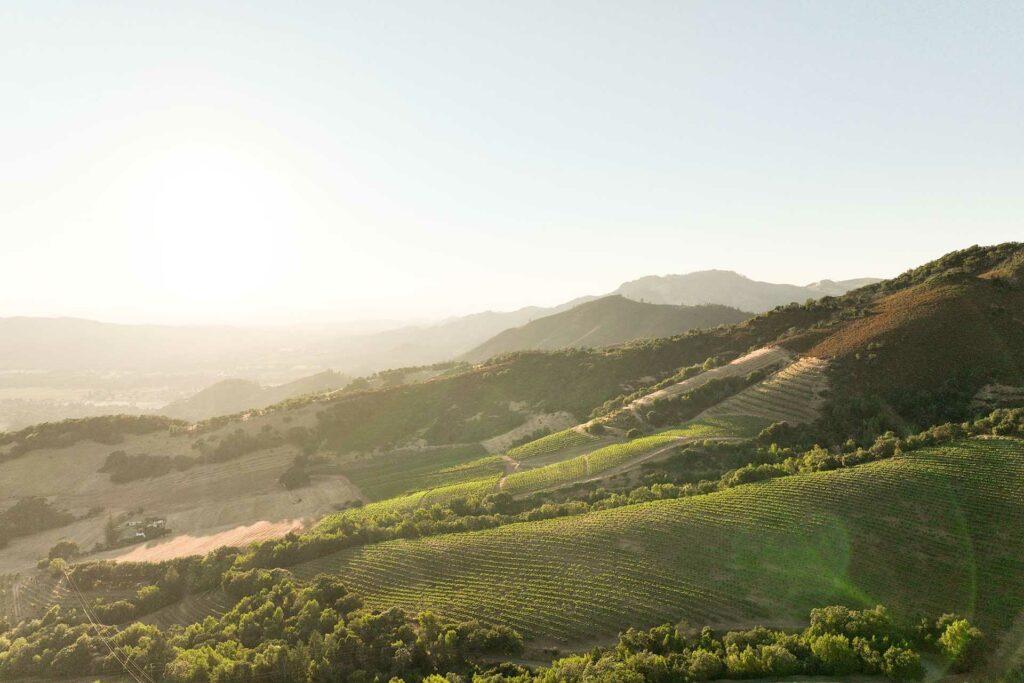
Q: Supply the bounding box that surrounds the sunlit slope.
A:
[462,296,751,361]
[700,356,829,424]
[290,438,1024,644]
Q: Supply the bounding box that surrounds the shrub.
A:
[688,649,725,680]
[883,646,925,682]
[811,633,859,675]
[47,540,80,561]
[939,618,985,672]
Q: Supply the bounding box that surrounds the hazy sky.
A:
[2,1,1022,325]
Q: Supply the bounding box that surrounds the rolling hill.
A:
[0,243,1022,680]
[287,437,1024,646]
[0,267,876,429]
[462,296,751,361]
[160,370,352,421]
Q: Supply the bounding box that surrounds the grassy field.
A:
[289,437,1024,645]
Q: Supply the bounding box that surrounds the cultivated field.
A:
[288,438,1024,646]
[628,346,792,413]
[138,588,237,630]
[699,356,830,424]
[337,445,501,501]
[504,428,600,461]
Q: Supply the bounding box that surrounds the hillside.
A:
[462,296,751,361]
[290,437,1024,645]
[0,246,1022,681]
[615,270,880,313]
[0,266,878,428]
[787,243,1024,438]
[160,370,352,421]
[0,246,1016,573]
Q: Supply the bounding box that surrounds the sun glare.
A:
[121,144,300,305]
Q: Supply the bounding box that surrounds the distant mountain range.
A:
[461,296,751,361]
[614,270,881,313]
[0,269,878,427]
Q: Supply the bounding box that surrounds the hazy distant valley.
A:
[0,271,877,429]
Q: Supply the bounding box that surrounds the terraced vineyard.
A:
[700,356,829,424]
[585,435,679,473]
[628,345,792,413]
[501,456,588,495]
[289,438,1024,645]
[500,436,679,496]
[312,474,504,535]
[0,571,93,623]
[337,444,498,500]
[0,574,19,622]
[418,475,502,506]
[504,429,599,461]
[139,588,237,630]
[657,415,770,439]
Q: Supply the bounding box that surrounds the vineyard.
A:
[0,568,236,630]
[584,435,680,474]
[312,474,504,535]
[138,588,236,630]
[628,346,792,413]
[504,429,599,461]
[657,415,771,439]
[0,571,139,624]
[700,356,830,424]
[498,418,767,496]
[336,444,499,501]
[501,456,588,495]
[288,438,1024,645]
[500,435,681,496]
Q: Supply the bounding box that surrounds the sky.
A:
[1,1,1022,325]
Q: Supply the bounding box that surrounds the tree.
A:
[687,649,724,680]
[811,634,859,675]
[104,514,119,546]
[760,643,800,676]
[279,465,311,490]
[883,646,925,682]
[47,540,80,561]
[939,619,985,672]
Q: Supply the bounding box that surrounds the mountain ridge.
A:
[461,296,751,362]
[614,269,881,312]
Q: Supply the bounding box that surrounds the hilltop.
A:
[461,296,751,361]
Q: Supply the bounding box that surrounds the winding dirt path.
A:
[497,455,522,490]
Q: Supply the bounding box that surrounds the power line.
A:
[61,569,159,683]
